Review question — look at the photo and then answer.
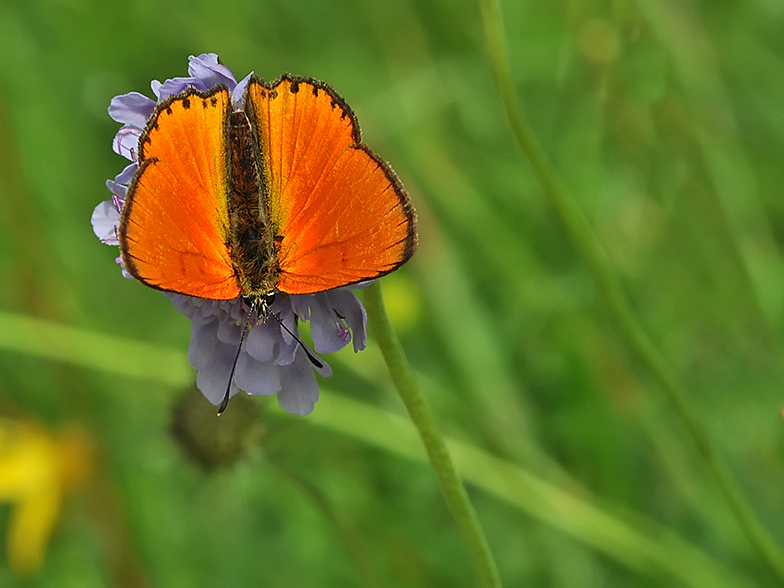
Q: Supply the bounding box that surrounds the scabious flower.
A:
[92,54,368,416]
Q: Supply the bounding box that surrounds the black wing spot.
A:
[165,106,172,115]
[290,81,300,93]
[211,96,218,107]
[269,90,278,99]
[182,98,191,109]
[312,86,319,97]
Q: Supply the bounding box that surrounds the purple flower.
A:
[92,53,368,416]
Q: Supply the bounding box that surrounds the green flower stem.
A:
[310,390,755,588]
[0,311,756,585]
[477,0,784,582]
[363,281,502,588]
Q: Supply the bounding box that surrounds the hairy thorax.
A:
[227,110,278,297]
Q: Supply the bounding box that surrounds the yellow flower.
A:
[0,419,92,576]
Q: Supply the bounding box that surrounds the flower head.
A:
[92,54,368,416]
[0,420,92,576]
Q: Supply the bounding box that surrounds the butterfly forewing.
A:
[119,87,241,300]
[246,76,417,295]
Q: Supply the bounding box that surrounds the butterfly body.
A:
[226,108,278,298]
[119,75,417,301]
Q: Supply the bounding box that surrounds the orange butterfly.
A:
[117,75,417,303]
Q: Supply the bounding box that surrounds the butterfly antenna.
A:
[217,303,255,416]
[269,311,325,369]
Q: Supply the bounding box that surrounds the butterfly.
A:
[118,74,417,303]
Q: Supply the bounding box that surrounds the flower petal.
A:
[306,295,346,354]
[293,288,367,354]
[277,350,320,415]
[234,351,281,396]
[216,319,241,346]
[154,77,208,100]
[269,297,299,366]
[328,289,367,352]
[168,294,199,320]
[311,352,332,378]
[244,322,277,363]
[188,320,219,370]
[8,486,60,576]
[117,258,133,279]
[108,92,155,126]
[152,54,240,102]
[195,339,240,405]
[232,72,253,107]
[106,163,137,197]
[187,53,238,90]
[91,200,120,245]
[112,125,142,160]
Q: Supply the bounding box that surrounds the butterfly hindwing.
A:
[119,87,241,300]
[246,76,417,295]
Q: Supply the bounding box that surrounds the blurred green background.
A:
[1,0,784,585]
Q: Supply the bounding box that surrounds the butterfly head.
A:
[241,292,276,323]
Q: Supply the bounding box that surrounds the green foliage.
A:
[0,0,783,585]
